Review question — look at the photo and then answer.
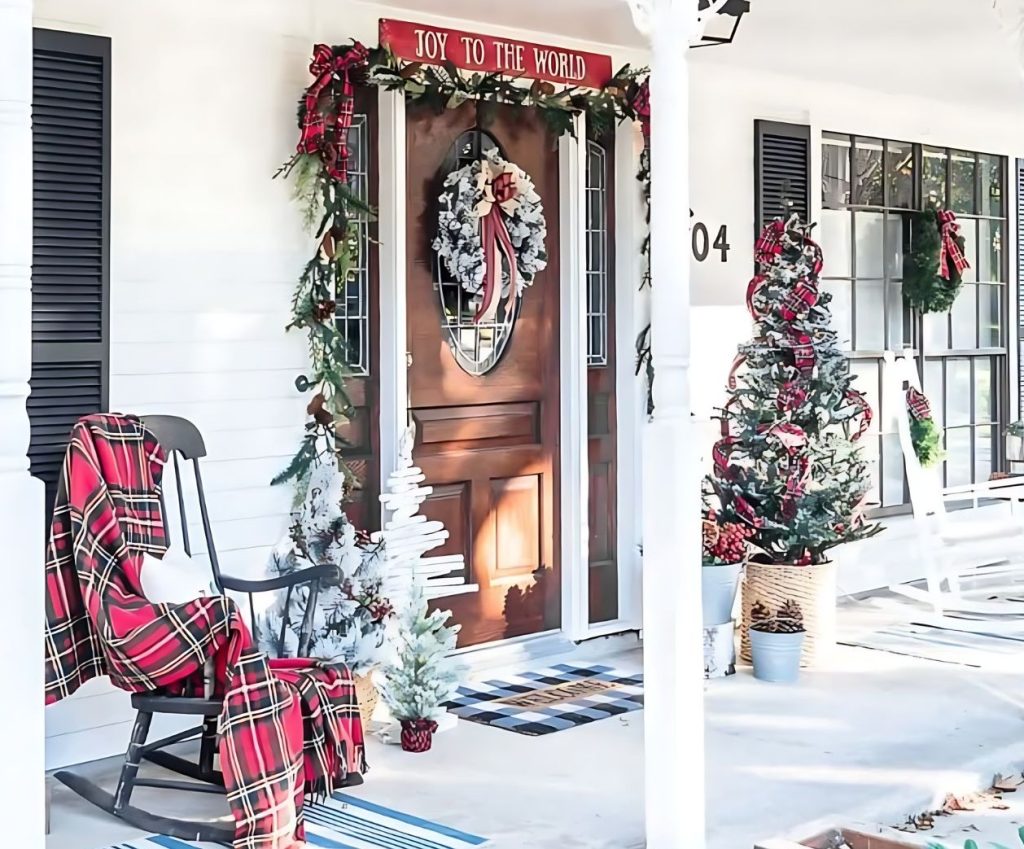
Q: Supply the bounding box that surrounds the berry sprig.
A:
[703,509,754,564]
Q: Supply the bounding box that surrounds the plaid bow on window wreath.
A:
[903,208,970,314]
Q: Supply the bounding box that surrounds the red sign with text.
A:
[379,18,613,90]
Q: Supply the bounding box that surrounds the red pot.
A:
[400,719,438,753]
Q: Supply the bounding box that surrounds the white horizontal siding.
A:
[38,0,318,769]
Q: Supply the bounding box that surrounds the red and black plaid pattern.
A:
[905,386,933,422]
[936,209,970,281]
[297,42,370,184]
[779,278,819,322]
[845,389,874,441]
[44,414,365,849]
[754,219,787,266]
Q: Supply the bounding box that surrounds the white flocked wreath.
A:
[433,148,548,314]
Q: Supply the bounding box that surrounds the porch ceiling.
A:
[373,0,1024,106]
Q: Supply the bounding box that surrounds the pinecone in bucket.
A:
[775,599,805,633]
[750,599,805,634]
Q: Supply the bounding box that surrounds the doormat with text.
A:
[445,663,643,735]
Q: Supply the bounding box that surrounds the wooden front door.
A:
[406,103,560,647]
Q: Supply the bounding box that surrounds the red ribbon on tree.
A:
[936,209,970,281]
[745,274,768,320]
[844,389,873,441]
[779,277,819,322]
[906,386,932,422]
[754,219,787,266]
[297,42,369,183]
[475,168,520,325]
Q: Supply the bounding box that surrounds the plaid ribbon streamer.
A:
[906,386,933,422]
[754,219,786,266]
[779,277,819,322]
[745,274,768,320]
[297,42,369,184]
[44,415,365,849]
[936,209,969,281]
[845,389,873,440]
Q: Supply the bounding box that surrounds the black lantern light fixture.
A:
[694,0,749,47]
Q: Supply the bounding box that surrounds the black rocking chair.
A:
[54,414,359,843]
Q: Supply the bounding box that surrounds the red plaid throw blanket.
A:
[44,414,365,849]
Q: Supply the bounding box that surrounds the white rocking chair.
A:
[883,350,1024,631]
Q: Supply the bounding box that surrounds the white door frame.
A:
[377,91,640,645]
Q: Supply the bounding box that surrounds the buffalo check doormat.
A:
[444,663,644,735]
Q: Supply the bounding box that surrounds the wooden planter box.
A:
[755,827,919,849]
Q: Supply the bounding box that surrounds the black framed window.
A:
[29,29,111,520]
[337,112,370,376]
[821,133,1008,509]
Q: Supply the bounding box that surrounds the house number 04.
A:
[691,221,730,263]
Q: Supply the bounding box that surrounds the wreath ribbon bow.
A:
[297,42,368,183]
[937,209,969,281]
[473,159,537,324]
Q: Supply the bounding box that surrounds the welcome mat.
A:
[93,792,488,849]
[445,663,643,736]
[841,622,1024,669]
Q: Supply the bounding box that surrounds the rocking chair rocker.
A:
[53,414,360,843]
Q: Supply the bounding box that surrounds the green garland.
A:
[275,41,650,494]
[910,416,944,469]
[903,209,965,314]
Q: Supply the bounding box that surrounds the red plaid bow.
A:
[779,277,819,322]
[630,78,650,146]
[754,219,787,266]
[44,415,366,849]
[906,386,933,422]
[297,42,369,184]
[936,209,969,281]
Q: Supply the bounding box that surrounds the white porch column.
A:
[640,1,706,848]
[0,1,47,845]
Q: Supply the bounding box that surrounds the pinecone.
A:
[312,299,336,322]
[775,599,805,633]
[701,518,720,558]
[750,600,772,626]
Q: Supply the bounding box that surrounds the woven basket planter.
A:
[354,672,380,726]
[740,561,836,668]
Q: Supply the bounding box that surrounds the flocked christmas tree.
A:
[706,215,882,565]
[381,583,463,724]
[258,461,392,675]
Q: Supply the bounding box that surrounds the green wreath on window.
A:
[902,208,965,314]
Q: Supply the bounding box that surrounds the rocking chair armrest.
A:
[219,564,340,595]
[943,479,1024,503]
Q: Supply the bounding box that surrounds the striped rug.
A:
[101,793,488,849]
[842,622,1024,669]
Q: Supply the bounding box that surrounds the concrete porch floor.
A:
[46,597,1024,849]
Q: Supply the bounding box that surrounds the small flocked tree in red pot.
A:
[706,215,882,667]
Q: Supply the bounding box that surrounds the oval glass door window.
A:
[435,129,520,376]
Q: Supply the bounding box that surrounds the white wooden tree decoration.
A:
[373,424,475,608]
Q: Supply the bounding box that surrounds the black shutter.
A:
[30,30,110,515]
[1017,159,1024,417]
[754,120,810,233]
